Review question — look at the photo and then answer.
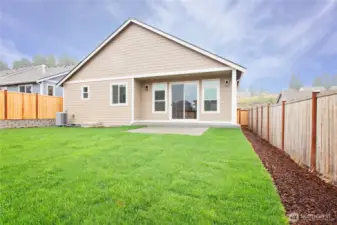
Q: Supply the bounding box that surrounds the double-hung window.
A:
[81,86,89,100]
[153,83,166,112]
[111,83,127,105]
[202,80,220,112]
[18,85,32,93]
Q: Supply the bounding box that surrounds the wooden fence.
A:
[0,90,63,120]
[237,109,248,126]
[248,91,337,184]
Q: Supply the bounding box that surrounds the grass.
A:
[0,127,287,224]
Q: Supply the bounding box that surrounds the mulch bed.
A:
[242,128,337,225]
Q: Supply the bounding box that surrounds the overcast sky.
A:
[0,0,336,91]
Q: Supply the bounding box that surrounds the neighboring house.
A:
[276,86,337,103]
[57,19,246,126]
[0,65,73,96]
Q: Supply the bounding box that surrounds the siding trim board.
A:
[62,67,231,85]
[58,19,245,86]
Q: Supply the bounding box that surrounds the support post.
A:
[261,105,263,137]
[281,101,286,151]
[35,93,39,119]
[4,90,7,120]
[231,69,237,124]
[267,103,270,142]
[22,93,24,119]
[238,108,241,125]
[311,92,318,170]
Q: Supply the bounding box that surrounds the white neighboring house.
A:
[0,65,73,96]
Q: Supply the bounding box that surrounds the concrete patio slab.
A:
[128,126,208,136]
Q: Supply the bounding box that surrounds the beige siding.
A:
[67,24,224,82]
[64,79,132,126]
[137,73,232,122]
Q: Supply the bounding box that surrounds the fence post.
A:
[35,93,39,119]
[281,101,286,151]
[256,106,258,134]
[267,103,270,143]
[261,105,263,138]
[238,108,241,125]
[4,90,7,120]
[21,93,24,119]
[311,92,318,170]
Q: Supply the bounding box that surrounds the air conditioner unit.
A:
[56,112,67,126]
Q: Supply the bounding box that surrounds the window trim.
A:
[202,79,220,113]
[152,82,167,113]
[110,82,128,106]
[18,84,33,93]
[47,84,55,96]
[81,85,90,100]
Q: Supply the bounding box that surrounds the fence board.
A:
[7,92,23,119]
[38,95,63,119]
[270,105,282,149]
[237,110,248,126]
[262,106,268,140]
[23,93,37,119]
[252,108,256,133]
[317,94,337,183]
[284,100,312,166]
[259,106,263,137]
[0,91,4,119]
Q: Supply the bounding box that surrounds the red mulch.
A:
[242,128,337,225]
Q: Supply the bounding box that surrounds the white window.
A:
[152,83,166,113]
[18,85,32,93]
[110,83,127,105]
[202,79,220,113]
[47,85,55,96]
[81,86,89,100]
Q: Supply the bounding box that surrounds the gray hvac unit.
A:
[56,112,67,126]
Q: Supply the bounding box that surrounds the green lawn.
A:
[0,127,287,224]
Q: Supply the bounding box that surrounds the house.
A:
[0,65,73,96]
[57,19,246,126]
[276,86,337,103]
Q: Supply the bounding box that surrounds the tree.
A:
[312,76,323,87]
[0,60,9,71]
[332,74,337,86]
[12,58,32,69]
[45,55,56,67]
[289,74,303,90]
[32,55,47,66]
[57,55,77,66]
[321,74,332,90]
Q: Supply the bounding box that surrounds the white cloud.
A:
[140,0,337,86]
[319,31,337,55]
[0,39,31,66]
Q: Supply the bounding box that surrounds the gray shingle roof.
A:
[0,65,74,86]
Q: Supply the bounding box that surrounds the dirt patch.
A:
[242,128,337,224]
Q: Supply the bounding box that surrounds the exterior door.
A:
[171,82,198,120]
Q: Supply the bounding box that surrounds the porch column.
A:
[231,69,237,124]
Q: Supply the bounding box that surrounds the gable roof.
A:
[0,65,74,86]
[58,19,246,86]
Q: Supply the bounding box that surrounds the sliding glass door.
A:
[171,82,198,120]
